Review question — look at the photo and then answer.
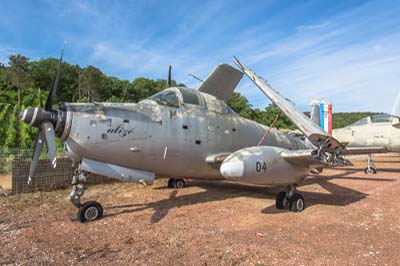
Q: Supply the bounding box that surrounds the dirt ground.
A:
[0,174,11,191]
[1,156,400,266]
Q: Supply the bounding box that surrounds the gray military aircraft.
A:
[20,52,368,223]
[331,113,400,174]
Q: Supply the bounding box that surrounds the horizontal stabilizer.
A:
[198,63,243,102]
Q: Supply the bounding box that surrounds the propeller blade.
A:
[45,46,65,111]
[166,65,172,88]
[28,131,44,184]
[42,122,57,168]
[39,88,43,108]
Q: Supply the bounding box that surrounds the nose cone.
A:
[220,160,244,178]
[19,109,30,123]
[19,108,40,126]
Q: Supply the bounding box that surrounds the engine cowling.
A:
[220,146,309,186]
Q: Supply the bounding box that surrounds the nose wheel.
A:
[77,201,103,223]
[275,185,305,212]
[364,154,377,174]
[167,178,186,189]
[68,167,103,223]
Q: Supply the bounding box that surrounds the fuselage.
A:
[60,87,309,180]
[332,114,400,152]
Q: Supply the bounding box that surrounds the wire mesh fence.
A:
[0,148,115,195]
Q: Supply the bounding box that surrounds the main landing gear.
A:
[364,154,377,174]
[275,185,305,212]
[167,178,186,189]
[68,167,103,223]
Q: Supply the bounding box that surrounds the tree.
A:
[227,92,253,119]
[29,58,80,104]
[80,66,103,102]
[0,63,5,85]
[0,104,12,147]
[6,55,30,109]
[264,104,296,129]
[5,54,30,149]
[5,105,18,149]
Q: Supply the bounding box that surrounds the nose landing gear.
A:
[68,167,103,223]
[364,154,377,174]
[167,178,186,189]
[275,185,305,212]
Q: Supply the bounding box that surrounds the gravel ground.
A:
[1,156,399,266]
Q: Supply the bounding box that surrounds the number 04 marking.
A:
[256,161,267,172]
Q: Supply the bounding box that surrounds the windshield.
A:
[370,113,393,123]
[178,87,200,105]
[350,117,368,126]
[148,90,179,108]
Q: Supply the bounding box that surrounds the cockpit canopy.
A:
[350,113,400,126]
[146,87,237,115]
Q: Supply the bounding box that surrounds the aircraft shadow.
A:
[332,167,400,173]
[102,170,395,223]
[371,160,400,164]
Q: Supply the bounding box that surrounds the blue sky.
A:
[1,0,399,113]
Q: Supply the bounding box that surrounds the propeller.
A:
[38,88,43,108]
[166,65,172,88]
[19,47,64,184]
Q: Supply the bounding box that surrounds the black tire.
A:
[364,167,377,174]
[167,178,175,188]
[77,201,103,223]
[288,194,305,212]
[172,179,185,189]
[275,191,287,209]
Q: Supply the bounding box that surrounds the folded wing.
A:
[233,58,343,154]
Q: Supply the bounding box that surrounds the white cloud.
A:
[2,0,399,113]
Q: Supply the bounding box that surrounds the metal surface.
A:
[220,146,310,186]
[333,114,400,152]
[80,158,155,184]
[198,63,243,102]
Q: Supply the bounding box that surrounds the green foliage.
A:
[6,55,30,88]
[5,105,18,149]
[227,92,253,119]
[227,92,296,129]
[80,65,103,102]
[0,104,12,147]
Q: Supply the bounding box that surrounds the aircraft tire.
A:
[364,167,377,174]
[167,178,175,188]
[172,179,185,189]
[275,191,287,209]
[288,194,305,212]
[77,201,103,223]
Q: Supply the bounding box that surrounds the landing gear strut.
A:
[68,167,103,223]
[364,154,377,174]
[275,185,305,212]
[167,178,186,189]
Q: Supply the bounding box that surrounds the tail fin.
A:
[309,99,320,125]
[391,91,400,116]
[310,99,332,135]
